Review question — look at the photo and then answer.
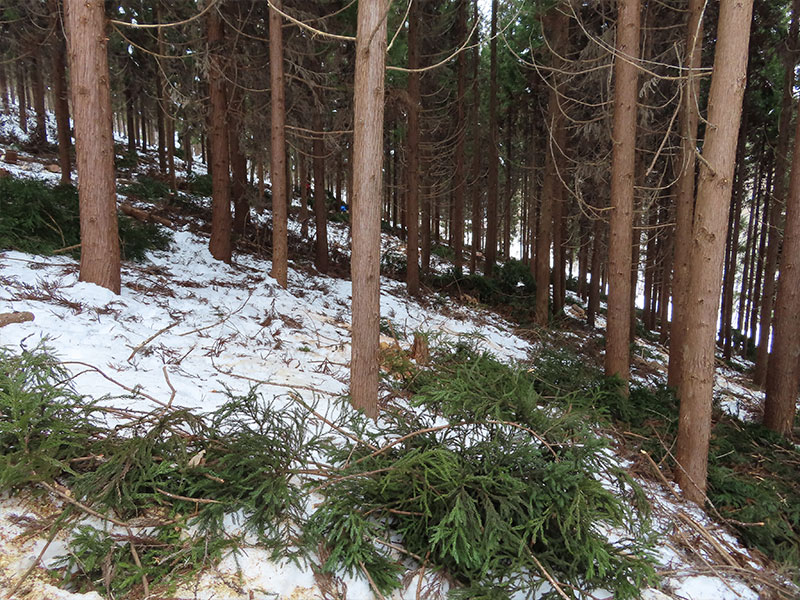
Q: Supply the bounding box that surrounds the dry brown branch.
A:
[127,321,179,362]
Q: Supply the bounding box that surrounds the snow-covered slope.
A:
[0,107,795,599]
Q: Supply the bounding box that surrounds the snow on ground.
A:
[0,105,796,598]
[0,227,536,600]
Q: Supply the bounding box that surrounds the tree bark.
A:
[737,154,762,348]
[667,0,704,390]
[485,0,499,276]
[604,0,640,388]
[206,7,233,263]
[64,0,120,294]
[469,0,481,275]
[764,95,800,436]
[269,0,288,287]
[675,0,753,505]
[720,123,746,358]
[754,1,800,386]
[30,48,48,149]
[51,0,72,184]
[299,150,309,238]
[350,0,387,419]
[535,4,567,326]
[588,214,603,328]
[229,84,249,235]
[453,0,467,273]
[313,108,329,273]
[405,0,421,295]
[16,61,27,134]
[0,64,8,114]
[748,166,771,351]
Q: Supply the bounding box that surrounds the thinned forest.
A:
[0,0,799,598]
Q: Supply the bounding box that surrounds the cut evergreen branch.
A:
[307,345,656,599]
[0,344,327,597]
[0,175,171,260]
[545,343,800,582]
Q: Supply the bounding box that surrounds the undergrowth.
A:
[119,175,170,201]
[430,259,537,323]
[0,343,325,597]
[543,344,800,579]
[0,176,171,260]
[308,342,656,599]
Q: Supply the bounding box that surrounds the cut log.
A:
[119,202,173,227]
[0,312,35,327]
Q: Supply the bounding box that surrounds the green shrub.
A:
[0,176,171,261]
[380,249,407,277]
[0,177,81,255]
[119,175,170,201]
[187,173,213,196]
[429,259,536,322]
[115,149,139,170]
[117,216,172,261]
[431,243,455,261]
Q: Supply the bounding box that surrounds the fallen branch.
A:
[120,202,173,227]
[529,554,571,600]
[61,360,170,409]
[52,243,81,254]
[127,321,179,362]
[155,487,223,505]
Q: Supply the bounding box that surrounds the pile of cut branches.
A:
[308,344,656,599]
[0,343,325,597]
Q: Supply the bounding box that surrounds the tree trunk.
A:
[157,86,167,173]
[299,150,309,238]
[668,0,704,389]
[30,49,48,149]
[184,130,193,176]
[313,108,329,273]
[269,0,288,287]
[535,4,567,326]
[754,2,800,386]
[721,124,746,358]
[748,168,771,352]
[64,0,120,294]
[737,155,762,349]
[350,0,387,419]
[764,96,800,436]
[16,61,27,134]
[51,1,72,184]
[206,7,233,263]
[421,180,431,272]
[125,85,136,155]
[453,0,467,273]
[0,64,8,114]
[405,0,421,295]
[469,0,481,275]
[139,93,147,149]
[604,0,640,388]
[588,214,603,328]
[675,0,753,505]
[502,116,514,261]
[485,0,499,276]
[229,83,249,235]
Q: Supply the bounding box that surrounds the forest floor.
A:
[0,115,797,600]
